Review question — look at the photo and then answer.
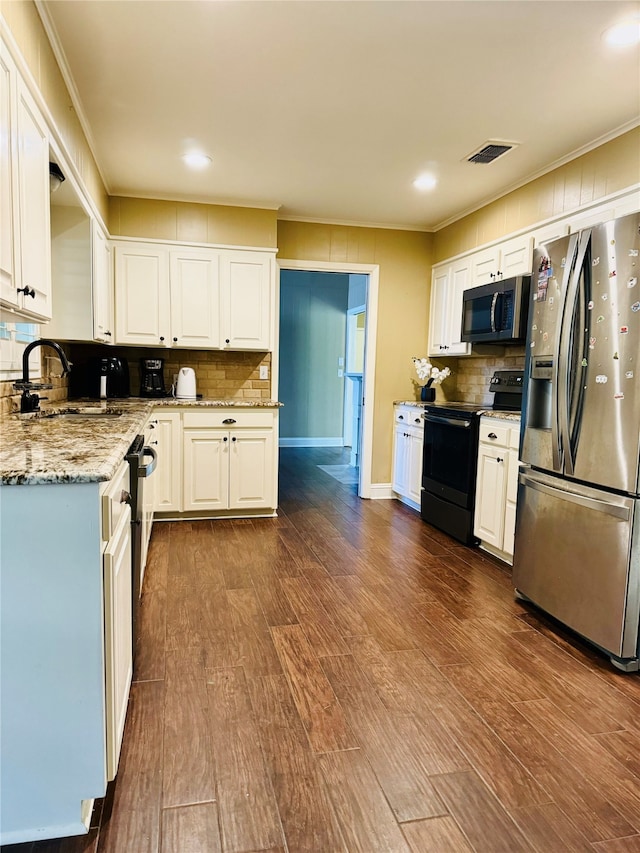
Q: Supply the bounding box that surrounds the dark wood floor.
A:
[6,446,640,853]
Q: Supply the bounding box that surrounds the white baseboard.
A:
[365,483,394,500]
[279,437,345,447]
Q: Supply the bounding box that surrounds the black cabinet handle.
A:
[223,436,228,442]
[488,432,498,440]
[222,418,236,424]
[160,336,165,342]
[225,338,230,344]
[496,456,504,463]
[17,286,36,298]
[398,415,404,420]
[232,436,237,442]
[173,337,178,342]
[105,330,112,337]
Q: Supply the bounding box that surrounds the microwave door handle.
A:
[490,293,499,332]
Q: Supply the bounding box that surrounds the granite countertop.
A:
[151,397,283,408]
[1,397,283,486]
[481,410,522,422]
[393,400,427,408]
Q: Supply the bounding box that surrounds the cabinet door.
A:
[114,244,170,346]
[170,250,220,349]
[446,258,472,356]
[183,429,229,510]
[93,222,113,343]
[499,234,534,277]
[153,412,182,513]
[503,447,519,557]
[471,245,501,286]
[0,50,18,309]
[15,79,51,320]
[392,423,409,496]
[103,505,133,782]
[220,251,272,350]
[428,266,449,357]
[407,427,424,505]
[229,429,275,509]
[474,443,507,548]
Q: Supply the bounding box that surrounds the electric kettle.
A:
[175,367,197,400]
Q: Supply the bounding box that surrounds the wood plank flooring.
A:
[6,447,640,853]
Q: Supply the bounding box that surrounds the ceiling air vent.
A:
[465,141,518,164]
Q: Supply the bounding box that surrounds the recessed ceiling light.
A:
[182,152,213,169]
[413,174,437,191]
[604,16,640,47]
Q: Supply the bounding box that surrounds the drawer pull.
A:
[488,432,498,440]
[496,457,504,463]
[120,490,131,505]
[398,415,404,420]
[223,436,228,442]
[222,418,236,424]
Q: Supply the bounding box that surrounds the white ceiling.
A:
[40,0,640,231]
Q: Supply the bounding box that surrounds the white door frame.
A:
[274,259,379,499]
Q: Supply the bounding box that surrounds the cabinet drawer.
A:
[479,421,509,447]
[182,409,274,429]
[395,406,422,427]
[101,460,131,544]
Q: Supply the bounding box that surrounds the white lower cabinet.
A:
[154,407,278,515]
[153,411,182,512]
[392,404,424,508]
[474,416,521,563]
[103,502,132,782]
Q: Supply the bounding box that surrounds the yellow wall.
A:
[434,128,640,262]
[277,222,433,484]
[109,197,277,249]
[2,0,109,221]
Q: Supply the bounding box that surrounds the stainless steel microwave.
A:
[461,275,531,343]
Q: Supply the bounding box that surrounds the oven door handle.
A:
[139,446,157,477]
[424,415,472,429]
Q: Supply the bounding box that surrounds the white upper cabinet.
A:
[114,243,171,346]
[0,49,17,309]
[220,250,272,350]
[428,258,472,357]
[93,221,113,343]
[115,241,274,351]
[0,46,52,321]
[169,249,220,349]
[470,234,533,286]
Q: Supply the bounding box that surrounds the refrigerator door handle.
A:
[519,472,631,521]
[558,230,591,476]
[551,233,579,472]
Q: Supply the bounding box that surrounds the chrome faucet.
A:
[14,338,72,413]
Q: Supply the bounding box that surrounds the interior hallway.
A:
[6,447,640,853]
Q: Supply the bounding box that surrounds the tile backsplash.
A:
[449,346,526,405]
[1,345,272,415]
[67,344,273,401]
[0,351,70,416]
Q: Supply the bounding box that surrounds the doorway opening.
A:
[274,260,379,498]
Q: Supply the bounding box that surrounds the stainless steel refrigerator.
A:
[514,211,640,671]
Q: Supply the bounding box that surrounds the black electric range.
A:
[420,370,523,545]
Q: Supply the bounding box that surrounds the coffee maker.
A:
[140,358,169,397]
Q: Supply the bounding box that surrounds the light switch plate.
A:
[259,365,269,380]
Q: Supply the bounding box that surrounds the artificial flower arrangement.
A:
[412,357,451,401]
